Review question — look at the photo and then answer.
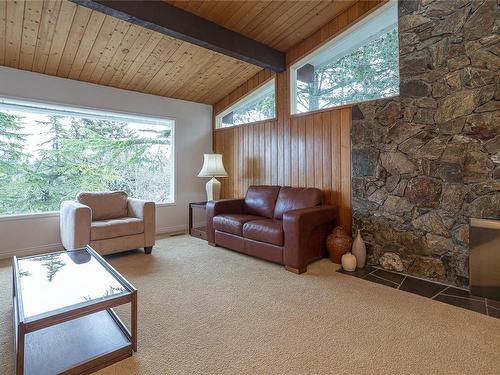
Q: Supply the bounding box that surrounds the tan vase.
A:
[341,252,357,271]
[327,226,353,264]
[352,229,367,268]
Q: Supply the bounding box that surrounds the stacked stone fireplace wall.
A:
[352,0,499,287]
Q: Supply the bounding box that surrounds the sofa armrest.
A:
[206,199,245,243]
[128,198,156,247]
[60,201,91,250]
[283,205,337,271]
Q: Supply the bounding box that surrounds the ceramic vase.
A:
[341,252,357,271]
[326,226,353,264]
[352,229,367,268]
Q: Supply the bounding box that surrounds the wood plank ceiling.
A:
[0,0,355,104]
[165,1,356,52]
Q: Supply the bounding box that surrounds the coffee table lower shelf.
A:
[23,309,131,375]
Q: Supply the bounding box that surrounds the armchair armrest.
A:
[283,205,337,272]
[206,199,245,243]
[128,198,156,247]
[60,200,91,250]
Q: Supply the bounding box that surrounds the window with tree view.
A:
[216,79,275,128]
[291,2,398,114]
[0,100,174,216]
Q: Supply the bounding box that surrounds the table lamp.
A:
[197,153,228,201]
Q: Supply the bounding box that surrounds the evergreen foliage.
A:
[0,111,172,215]
[297,27,399,112]
[221,26,398,126]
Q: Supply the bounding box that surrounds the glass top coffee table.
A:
[13,246,137,375]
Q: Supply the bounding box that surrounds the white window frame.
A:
[0,97,176,220]
[215,78,276,128]
[290,1,398,114]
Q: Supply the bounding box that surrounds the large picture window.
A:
[291,1,399,114]
[216,79,275,128]
[0,99,174,216]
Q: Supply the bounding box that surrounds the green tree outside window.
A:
[0,110,173,215]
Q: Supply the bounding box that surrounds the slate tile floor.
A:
[338,266,500,319]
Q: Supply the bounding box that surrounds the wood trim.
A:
[12,257,25,322]
[13,247,138,374]
[24,294,133,333]
[59,346,132,375]
[69,0,286,72]
[86,246,137,292]
[213,118,277,133]
[210,0,384,230]
[213,69,274,116]
[288,94,399,119]
[289,103,355,119]
[213,0,386,114]
[131,291,138,352]
[287,0,386,66]
[107,308,131,342]
[213,107,352,229]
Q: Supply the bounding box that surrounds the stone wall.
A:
[351,0,499,287]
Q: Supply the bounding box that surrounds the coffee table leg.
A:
[13,264,24,375]
[16,323,25,375]
[131,291,137,352]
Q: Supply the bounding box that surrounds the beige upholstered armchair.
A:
[60,191,156,255]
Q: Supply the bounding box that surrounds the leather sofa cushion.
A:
[244,185,280,218]
[213,214,263,236]
[77,191,128,221]
[274,187,323,219]
[91,217,144,241]
[243,219,284,246]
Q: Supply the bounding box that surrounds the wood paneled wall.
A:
[213,0,385,232]
[214,107,353,230]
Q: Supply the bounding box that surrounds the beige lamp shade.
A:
[197,154,228,177]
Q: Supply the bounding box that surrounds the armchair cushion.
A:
[243,219,284,246]
[77,191,128,221]
[213,214,262,236]
[91,217,144,241]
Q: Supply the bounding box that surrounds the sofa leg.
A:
[208,242,217,247]
[144,246,153,254]
[285,265,307,274]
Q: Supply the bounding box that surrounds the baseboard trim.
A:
[0,242,65,260]
[0,225,195,259]
[157,222,204,235]
[157,224,188,234]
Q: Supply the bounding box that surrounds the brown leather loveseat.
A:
[206,185,337,274]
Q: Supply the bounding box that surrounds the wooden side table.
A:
[189,201,208,240]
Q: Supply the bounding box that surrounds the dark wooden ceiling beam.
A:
[69,0,286,72]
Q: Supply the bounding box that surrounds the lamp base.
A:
[206,177,221,201]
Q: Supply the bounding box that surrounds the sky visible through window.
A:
[292,1,399,114]
[217,80,276,128]
[0,106,173,215]
[295,27,399,113]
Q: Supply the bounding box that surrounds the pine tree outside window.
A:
[0,98,174,216]
[216,79,275,128]
[290,1,399,114]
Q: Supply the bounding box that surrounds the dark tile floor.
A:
[338,266,500,319]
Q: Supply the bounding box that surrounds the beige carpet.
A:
[1,235,500,375]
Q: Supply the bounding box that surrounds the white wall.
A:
[0,67,212,258]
